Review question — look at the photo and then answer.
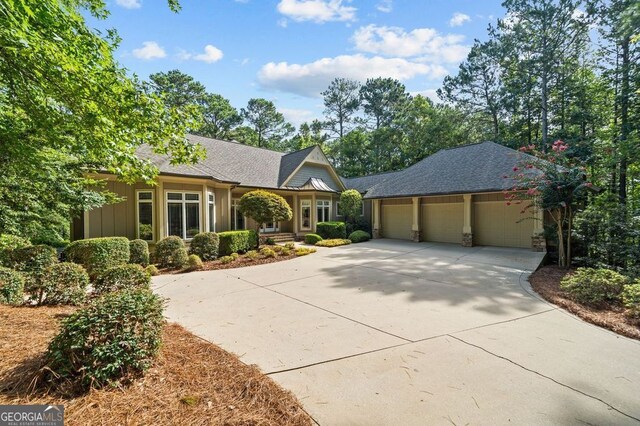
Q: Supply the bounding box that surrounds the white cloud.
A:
[116,0,141,9]
[352,25,469,64]
[276,0,356,23]
[281,108,316,127]
[258,54,447,98]
[376,0,392,13]
[194,44,224,63]
[449,12,471,27]
[132,41,166,60]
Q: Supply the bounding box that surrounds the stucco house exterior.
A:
[74,135,545,251]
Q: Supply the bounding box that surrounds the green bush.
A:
[316,222,346,239]
[245,250,259,260]
[280,247,291,256]
[349,230,371,243]
[46,289,164,388]
[94,264,150,295]
[186,254,203,271]
[284,242,295,250]
[145,264,159,276]
[189,232,219,261]
[7,245,58,302]
[230,252,240,261]
[315,239,352,247]
[560,268,628,305]
[265,237,276,245]
[218,230,258,255]
[43,262,89,305]
[0,267,25,305]
[295,247,316,256]
[304,233,323,245]
[260,247,276,258]
[64,237,130,280]
[129,239,150,267]
[0,234,31,266]
[622,282,640,317]
[154,236,185,268]
[219,255,234,264]
[172,248,189,269]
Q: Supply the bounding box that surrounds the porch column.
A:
[462,194,473,247]
[292,194,299,235]
[227,188,232,230]
[311,193,316,232]
[532,200,546,252]
[157,180,165,240]
[83,210,90,240]
[372,199,381,239]
[410,197,421,242]
[202,184,208,233]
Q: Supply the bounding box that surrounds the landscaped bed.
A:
[0,305,312,426]
[529,266,640,340]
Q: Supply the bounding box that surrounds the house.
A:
[74,135,544,251]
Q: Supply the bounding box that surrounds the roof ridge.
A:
[343,169,402,180]
[187,133,287,156]
[282,145,317,158]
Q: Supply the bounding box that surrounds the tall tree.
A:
[200,93,243,140]
[240,98,294,149]
[322,78,361,140]
[148,69,207,109]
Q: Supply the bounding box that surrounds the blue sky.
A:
[92,0,506,126]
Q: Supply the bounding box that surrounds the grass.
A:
[0,305,312,425]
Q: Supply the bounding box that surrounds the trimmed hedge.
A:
[186,254,203,271]
[315,238,352,247]
[0,234,31,266]
[8,245,58,301]
[316,222,346,239]
[348,230,371,243]
[218,230,258,255]
[145,264,159,276]
[129,239,150,267]
[0,266,25,305]
[155,236,186,268]
[64,237,130,280]
[44,262,89,306]
[46,288,164,388]
[94,264,151,295]
[189,232,219,261]
[560,267,627,305]
[304,233,323,245]
[622,282,640,318]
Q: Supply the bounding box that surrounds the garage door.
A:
[382,205,412,239]
[473,202,533,248]
[421,202,463,244]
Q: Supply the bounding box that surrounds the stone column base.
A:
[532,234,546,252]
[373,229,381,239]
[462,233,473,247]
[410,230,421,242]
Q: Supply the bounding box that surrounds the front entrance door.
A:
[261,220,280,233]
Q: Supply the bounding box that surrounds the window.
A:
[301,200,311,230]
[336,201,364,217]
[207,192,216,232]
[166,192,201,240]
[317,200,330,223]
[136,191,154,241]
[231,199,245,230]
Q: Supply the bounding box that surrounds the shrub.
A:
[43,262,89,305]
[238,190,293,248]
[46,289,164,388]
[272,245,283,253]
[219,255,234,264]
[0,267,24,305]
[186,254,203,271]
[315,239,352,248]
[129,239,150,267]
[64,237,130,279]
[622,282,640,317]
[0,234,31,266]
[280,247,291,256]
[560,268,628,305]
[304,233,323,245]
[260,247,276,258]
[349,230,371,243]
[173,248,189,269]
[94,264,150,295]
[218,230,258,255]
[245,250,259,260]
[316,222,347,239]
[145,264,159,276]
[7,245,58,302]
[265,237,276,246]
[295,247,316,256]
[189,232,219,261]
[230,252,240,260]
[154,236,185,268]
[284,242,295,250]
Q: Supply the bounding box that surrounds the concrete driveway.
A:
[153,240,640,425]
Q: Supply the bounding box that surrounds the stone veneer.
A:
[410,230,421,242]
[532,234,546,252]
[462,233,473,247]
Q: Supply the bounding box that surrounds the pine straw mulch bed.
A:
[0,305,312,426]
[529,266,640,340]
[160,251,315,275]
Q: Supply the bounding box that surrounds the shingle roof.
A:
[137,134,324,189]
[341,171,403,194]
[359,142,535,199]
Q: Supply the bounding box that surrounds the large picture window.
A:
[317,200,330,223]
[166,192,201,240]
[301,200,311,230]
[136,191,154,241]
[231,199,245,230]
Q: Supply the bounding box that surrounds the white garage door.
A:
[421,202,463,244]
[382,204,412,240]
[474,201,534,248]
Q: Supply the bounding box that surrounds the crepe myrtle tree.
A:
[238,190,292,248]
[505,140,593,267]
[339,189,363,227]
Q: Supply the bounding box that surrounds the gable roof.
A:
[341,170,403,194]
[136,134,341,191]
[358,142,534,199]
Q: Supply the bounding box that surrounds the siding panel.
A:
[287,165,340,190]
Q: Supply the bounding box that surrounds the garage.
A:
[421,196,463,244]
[473,194,534,248]
[382,200,412,239]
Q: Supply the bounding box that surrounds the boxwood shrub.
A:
[189,232,219,261]
[64,237,130,280]
[129,239,150,267]
[316,221,346,239]
[7,245,58,301]
[186,254,203,271]
[622,282,640,318]
[348,230,371,243]
[560,267,628,305]
[43,262,89,306]
[0,266,25,305]
[45,288,165,388]
[154,236,186,268]
[94,264,151,295]
[218,230,258,255]
[304,233,323,245]
[145,264,159,276]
